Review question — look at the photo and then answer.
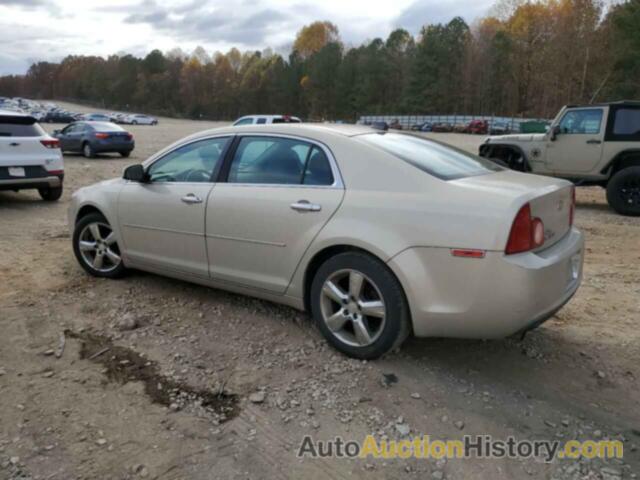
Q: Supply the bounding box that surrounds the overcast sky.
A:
[0,0,493,75]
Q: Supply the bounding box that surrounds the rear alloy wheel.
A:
[311,252,410,359]
[83,142,95,158]
[38,185,63,201]
[606,166,640,216]
[73,213,126,278]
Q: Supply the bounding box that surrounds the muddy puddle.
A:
[67,330,239,424]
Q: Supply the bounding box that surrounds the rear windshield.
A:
[0,116,45,137]
[357,133,503,180]
[90,122,124,132]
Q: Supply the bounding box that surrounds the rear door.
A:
[547,107,606,174]
[206,135,344,293]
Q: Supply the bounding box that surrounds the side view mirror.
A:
[550,125,561,141]
[53,129,61,136]
[123,164,148,182]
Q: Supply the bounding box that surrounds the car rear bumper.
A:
[92,141,134,153]
[0,174,63,191]
[388,227,584,338]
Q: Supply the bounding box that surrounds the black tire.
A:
[82,142,95,158]
[38,185,63,201]
[606,166,640,216]
[310,251,410,360]
[120,150,131,158]
[73,212,127,279]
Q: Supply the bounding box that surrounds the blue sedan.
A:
[53,122,135,158]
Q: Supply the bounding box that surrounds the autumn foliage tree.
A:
[1,0,638,120]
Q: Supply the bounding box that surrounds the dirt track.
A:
[0,103,639,480]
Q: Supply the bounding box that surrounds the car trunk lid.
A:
[451,170,573,251]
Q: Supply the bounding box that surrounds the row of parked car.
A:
[368,119,514,135]
[0,97,158,126]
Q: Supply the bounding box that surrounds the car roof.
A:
[193,123,377,140]
[566,100,640,108]
[0,109,30,118]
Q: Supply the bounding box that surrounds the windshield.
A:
[357,132,503,180]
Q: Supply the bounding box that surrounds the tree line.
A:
[0,0,638,121]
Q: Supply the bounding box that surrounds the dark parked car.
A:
[44,111,76,123]
[371,121,389,131]
[489,121,512,135]
[53,122,134,158]
[410,121,433,132]
[431,122,454,132]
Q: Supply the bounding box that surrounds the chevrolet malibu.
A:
[68,124,584,359]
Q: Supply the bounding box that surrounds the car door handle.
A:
[181,194,202,204]
[290,200,321,212]
[586,139,601,145]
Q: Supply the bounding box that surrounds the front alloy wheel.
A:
[73,213,126,278]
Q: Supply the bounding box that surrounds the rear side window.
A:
[613,109,640,136]
[228,136,334,185]
[256,118,267,124]
[91,122,124,132]
[272,117,301,124]
[0,116,45,137]
[358,133,502,180]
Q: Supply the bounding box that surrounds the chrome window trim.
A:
[228,132,345,189]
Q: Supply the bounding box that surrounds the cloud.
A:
[0,0,48,7]
[395,0,491,32]
[122,0,293,46]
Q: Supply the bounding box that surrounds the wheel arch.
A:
[75,204,105,225]
[600,149,640,177]
[301,244,412,330]
[479,143,531,171]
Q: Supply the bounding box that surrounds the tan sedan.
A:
[69,124,584,359]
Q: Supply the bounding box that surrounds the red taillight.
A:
[505,203,545,254]
[40,139,60,149]
[126,133,133,140]
[94,133,109,139]
[47,169,64,175]
[569,186,576,226]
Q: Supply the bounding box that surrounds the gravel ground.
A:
[0,102,639,480]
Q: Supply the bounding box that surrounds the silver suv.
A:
[0,110,64,201]
[479,101,640,216]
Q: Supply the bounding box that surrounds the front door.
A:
[206,135,344,293]
[547,107,606,174]
[117,136,230,277]
[59,123,83,152]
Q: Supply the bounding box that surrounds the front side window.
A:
[558,109,603,134]
[256,118,267,124]
[357,133,502,180]
[228,136,334,185]
[147,137,229,183]
[234,118,254,126]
